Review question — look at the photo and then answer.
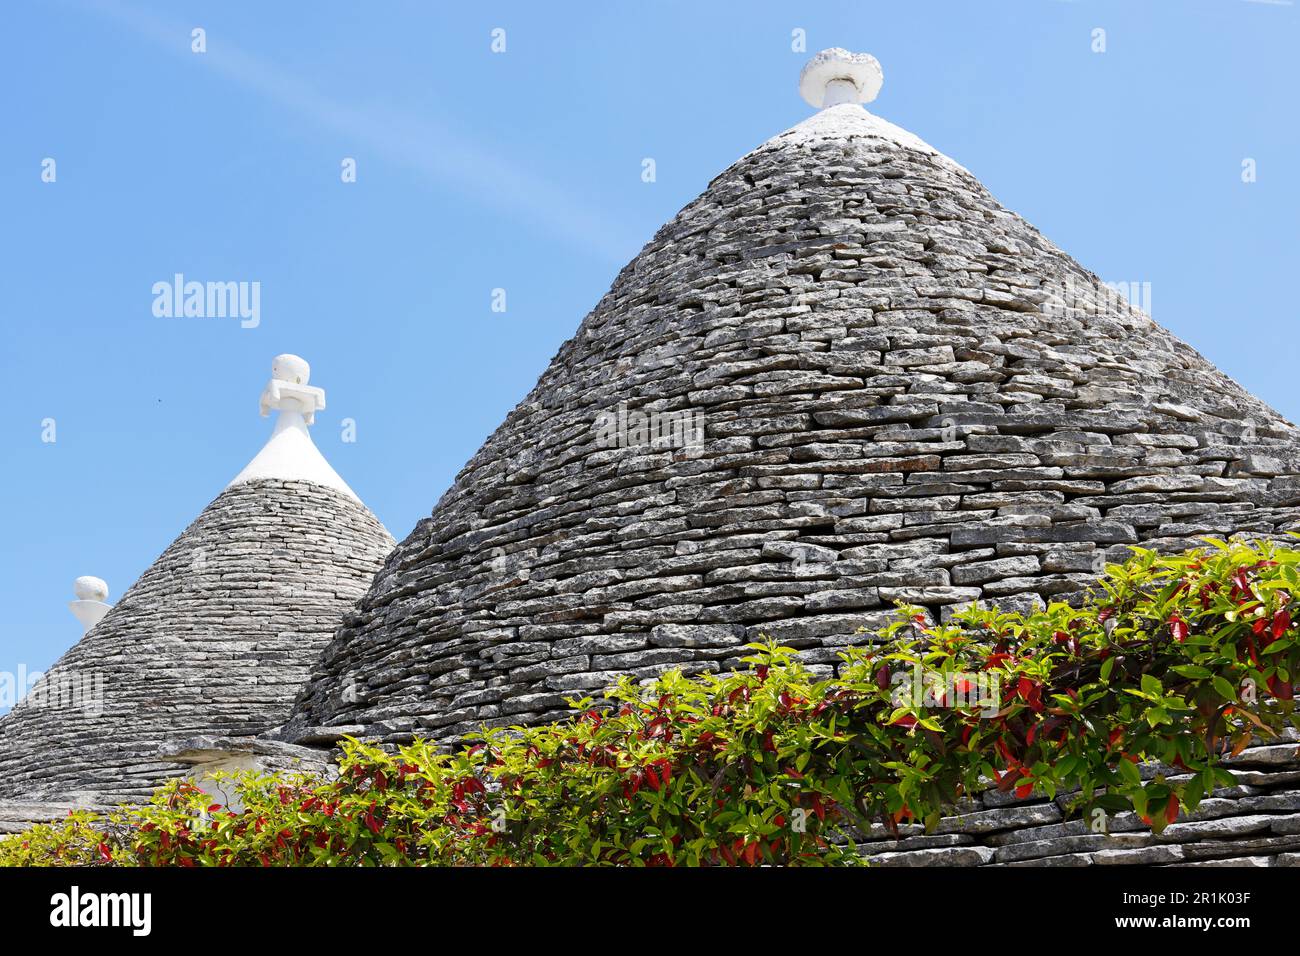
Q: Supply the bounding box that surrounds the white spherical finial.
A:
[73,576,109,602]
[799,48,884,109]
[70,576,112,632]
[271,354,311,386]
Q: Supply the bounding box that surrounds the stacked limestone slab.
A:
[287,102,1300,761]
[0,802,92,836]
[0,478,393,806]
[858,735,1300,867]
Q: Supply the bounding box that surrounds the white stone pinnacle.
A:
[259,353,326,425]
[799,48,884,109]
[69,576,111,633]
[228,354,360,501]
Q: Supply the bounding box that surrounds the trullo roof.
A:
[282,50,1300,866]
[0,355,394,806]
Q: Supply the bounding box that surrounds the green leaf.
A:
[1212,676,1238,701]
[1100,657,1116,681]
[1118,758,1142,787]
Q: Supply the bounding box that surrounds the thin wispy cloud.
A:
[83,0,641,261]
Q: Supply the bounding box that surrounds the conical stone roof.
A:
[288,52,1300,753]
[0,357,394,805]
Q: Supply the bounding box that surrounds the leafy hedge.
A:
[3,539,1298,867]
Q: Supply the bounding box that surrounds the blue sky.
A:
[1,0,1297,693]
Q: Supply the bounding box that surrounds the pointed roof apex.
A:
[228,354,359,501]
[799,48,884,109]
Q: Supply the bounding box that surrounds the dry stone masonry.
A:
[288,56,1300,770]
[4,53,1297,867]
[0,355,394,807]
[0,479,392,805]
[854,731,1300,867]
[280,48,1300,863]
[282,50,1300,863]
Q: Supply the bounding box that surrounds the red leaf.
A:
[1168,616,1188,643]
[206,803,222,813]
[1165,793,1180,825]
[97,842,113,863]
[1272,609,1291,641]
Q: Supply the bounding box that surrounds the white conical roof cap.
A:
[227,354,360,501]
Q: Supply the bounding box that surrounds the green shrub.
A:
[3,539,1297,866]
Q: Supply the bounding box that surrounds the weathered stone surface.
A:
[936,803,1063,835]
[994,833,1149,864]
[1092,845,1186,865]
[648,623,747,648]
[0,801,103,835]
[1158,815,1276,841]
[868,845,995,867]
[856,738,1300,866]
[1171,856,1272,868]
